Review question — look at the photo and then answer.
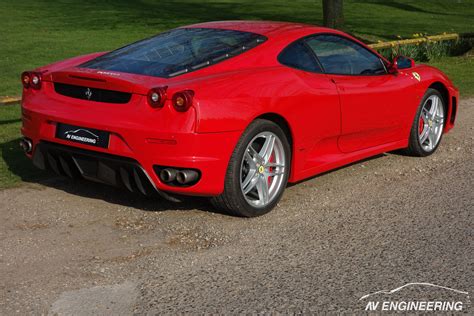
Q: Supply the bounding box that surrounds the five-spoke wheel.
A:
[418,94,445,152]
[407,88,446,156]
[240,131,286,207]
[211,119,290,217]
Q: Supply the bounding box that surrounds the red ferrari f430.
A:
[20,21,459,217]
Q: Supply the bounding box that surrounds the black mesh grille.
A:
[54,82,132,104]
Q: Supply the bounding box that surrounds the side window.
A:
[306,35,386,75]
[278,41,323,73]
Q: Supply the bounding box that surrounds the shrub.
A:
[377,38,473,62]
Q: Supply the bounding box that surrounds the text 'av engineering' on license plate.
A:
[55,123,110,148]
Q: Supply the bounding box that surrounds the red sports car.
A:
[20,21,458,217]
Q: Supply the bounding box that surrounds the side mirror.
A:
[389,56,415,73]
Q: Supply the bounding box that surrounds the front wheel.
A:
[211,119,291,217]
[405,88,446,156]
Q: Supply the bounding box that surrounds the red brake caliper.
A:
[419,116,424,135]
[268,153,275,185]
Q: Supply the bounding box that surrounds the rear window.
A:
[81,28,267,78]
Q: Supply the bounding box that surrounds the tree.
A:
[322,0,344,29]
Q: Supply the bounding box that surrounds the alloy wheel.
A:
[418,95,444,152]
[240,131,286,208]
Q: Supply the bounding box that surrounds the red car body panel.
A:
[21,21,459,196]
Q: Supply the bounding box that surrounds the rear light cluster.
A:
[147,86,194,112]
[147,87,167,108]
[172,90,194,112]
[21,71,42,90]
[21,72,194,112]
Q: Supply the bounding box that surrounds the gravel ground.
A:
[0,99,473,314]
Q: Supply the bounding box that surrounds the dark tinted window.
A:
[81,28,267,78]
[306,35,386,75]
[278,41,322,73]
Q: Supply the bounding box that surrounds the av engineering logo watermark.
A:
[64,129,100,145]
[359,282,469,312]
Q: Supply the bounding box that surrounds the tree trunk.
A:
[322,0,344,29]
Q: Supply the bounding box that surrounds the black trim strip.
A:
[54,82,132,104]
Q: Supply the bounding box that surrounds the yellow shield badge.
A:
[412,72,421,82]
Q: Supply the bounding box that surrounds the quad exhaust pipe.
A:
[176,170,199,185]
[20,138,32,154]
[159,168,177,183]
[159,168,199,185]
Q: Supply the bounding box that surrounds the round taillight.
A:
[172,90,194,112]
[30,73,42,90]
[21,72,31,89]
[147,87,167,108]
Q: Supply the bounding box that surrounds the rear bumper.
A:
[21,96,242,196]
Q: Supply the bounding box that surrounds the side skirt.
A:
[289,139,408,183]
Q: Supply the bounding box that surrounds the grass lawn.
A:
[428,56,474,98]
[0,0,473,188]
[2,0,474,96]
[0,105,46,189]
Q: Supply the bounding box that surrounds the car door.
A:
[277,39,341,172]
[305,34,416,153]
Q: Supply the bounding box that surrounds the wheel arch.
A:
[428,81,449,113]
[256,112,293,149]
[255,112,297,179]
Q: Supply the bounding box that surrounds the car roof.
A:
[185,20,331,38]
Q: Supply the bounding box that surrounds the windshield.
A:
[81,28,267,78]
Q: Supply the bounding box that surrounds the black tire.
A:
[211,119,291,217]
[405,88,445,157]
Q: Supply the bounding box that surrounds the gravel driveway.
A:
[1,99,473,314]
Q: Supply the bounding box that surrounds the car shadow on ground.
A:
[2,137,410,214]
[42,177,214,214]
[286,153,389,188]
[1,138,215,214]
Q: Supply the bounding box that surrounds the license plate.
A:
[55,123,110,148]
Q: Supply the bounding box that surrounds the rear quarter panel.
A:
[193,67,340,147]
